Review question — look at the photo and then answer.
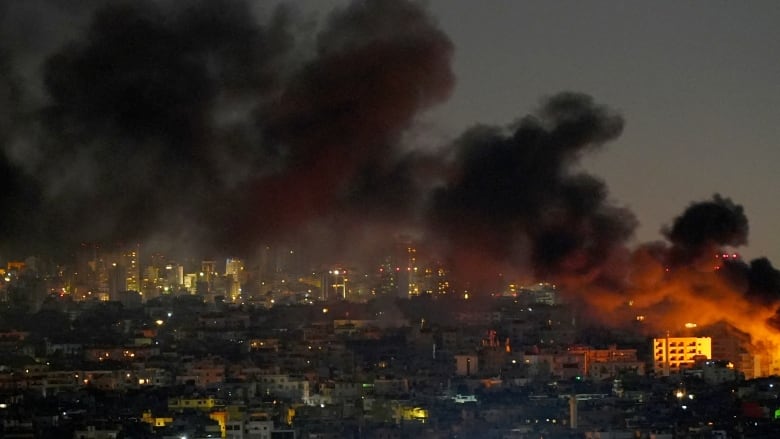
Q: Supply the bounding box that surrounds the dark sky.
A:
[0,0,778,278]
[424,1,780,264]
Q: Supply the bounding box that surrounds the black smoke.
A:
[719,257,780,306]
[660,195,780,306]
[429,93,636,286]
[664,194,749,265]
[0,0,453,260]
[2,0,775,310]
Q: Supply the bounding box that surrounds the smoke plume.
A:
[0,0,453,259]
[663,194,749,268]
[429,92,635,288]
[576,196,780,364]
[1,1,778,357]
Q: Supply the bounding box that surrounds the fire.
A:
[565,246,780,377]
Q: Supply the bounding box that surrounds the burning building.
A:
[652,336,711,376]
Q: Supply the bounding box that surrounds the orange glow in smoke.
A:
[560,246,780,376]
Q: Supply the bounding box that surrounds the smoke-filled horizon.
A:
[1,0,779,347]
[0,0,455,260]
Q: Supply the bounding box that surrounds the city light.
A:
[0,3,777,436]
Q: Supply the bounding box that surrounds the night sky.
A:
[1,0,779,279]
[428,0,780,264]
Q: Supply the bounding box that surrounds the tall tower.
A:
[201,260,216,283]
[406,245,420,296]
[328,269,348,300]
[122,245,140,293]
[225,258,244,302]
[108,262,124,301]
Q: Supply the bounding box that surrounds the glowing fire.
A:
[568,247,780,377]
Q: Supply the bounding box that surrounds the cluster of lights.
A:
[523,418,559,424]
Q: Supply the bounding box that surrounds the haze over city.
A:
[1,0,779,260]
[1,0,779,312]
[2,1,780,438]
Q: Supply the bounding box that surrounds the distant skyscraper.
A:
[387,236,431,298]
[142,265,160,299]
[327,268,348,300]
[94,254,110,298]
[108,262,123,301]
[122,245,140,293]
[201,260,216,283]
[225,258,244,277]
[225,258,244,301]
[406,245,419,296]
[163,263,184,292]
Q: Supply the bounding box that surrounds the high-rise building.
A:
[421,265,450,295]
[326,268,348,301]
[163,263,184,292]
[386,236,420,298]
[94,254,110,299]
[108,262,124,302]
[225,258,244,278]
[653,336,712,376]
[122,245,140,293]
[201,260,216,283]
[406,245,419,296]
[225,258,244,302]
[142,266,160,299]
[377,258,398,296]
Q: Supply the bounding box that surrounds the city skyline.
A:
[0,1,778,304]
[4,3,780,436]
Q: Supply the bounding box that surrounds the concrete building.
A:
[653,336,711,376]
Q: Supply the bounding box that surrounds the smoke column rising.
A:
[0,0,454,257]
[0,0,779,359]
